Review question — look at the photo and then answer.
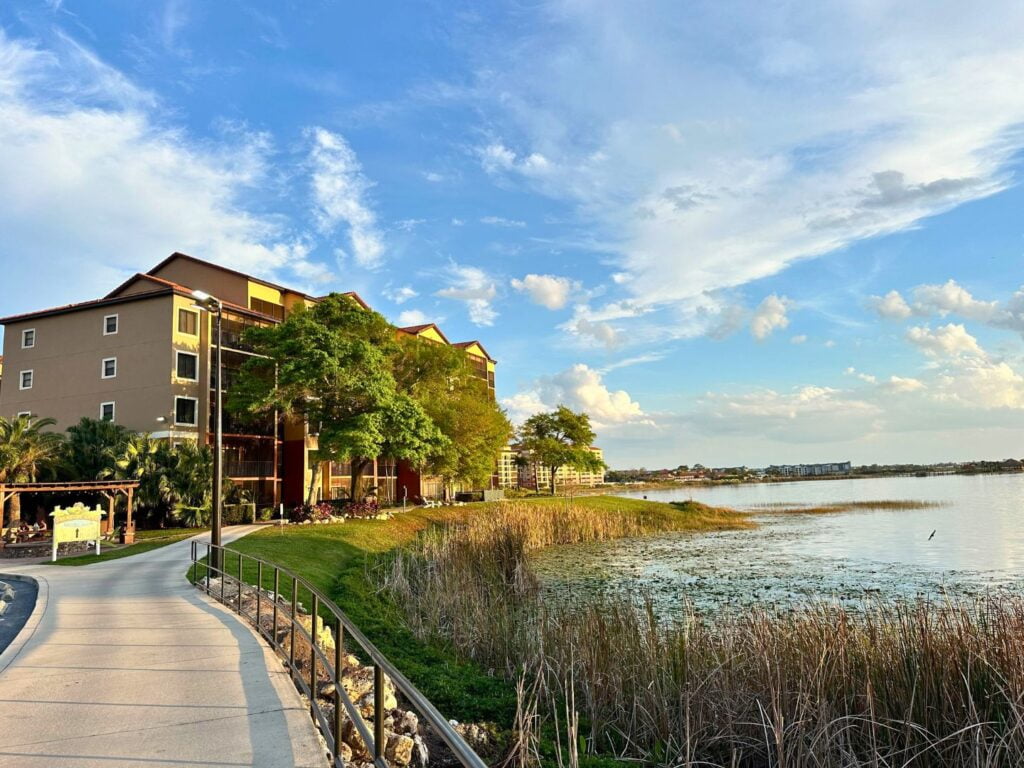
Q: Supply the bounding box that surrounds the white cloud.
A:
[435,263,498,325]
[395,218,426,232]
[384,285,418,304]
[0,29,329,309]
[422,171,444,182]
[510,273,577,310]
[308,127,385,269]
[468,3,1024,317]
[397,309,428,326]
[906,323,985,359]
[883,375,925,393]
[869,290,913,319]
[790,334,807,344]
[480,215,526,228]
[844,367,877,384]
[750,294,791,340]
[912,279,1000,321]
[503,364,650,428]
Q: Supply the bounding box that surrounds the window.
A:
[100,402,115,422]
[178,308,199,335]
[101,357,117,379]
[19,370,33,390]
[176,351,198,381]
[104,314,118,335]
[249,297,285,321]
[175,396,198,426]
[21,329,35,349]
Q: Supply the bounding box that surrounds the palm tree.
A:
[100,433,171,521]
[163,441,214,527]
[0,415,64,525]
[60,417,132,481]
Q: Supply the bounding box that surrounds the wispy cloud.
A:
[435,262,498,326]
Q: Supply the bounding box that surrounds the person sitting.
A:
[36,518,47,533]
[16,521,30,542]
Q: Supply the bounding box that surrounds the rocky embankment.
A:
[201,576,493,767]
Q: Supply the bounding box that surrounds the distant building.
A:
[766,461,852,477]
[498,444,605,490]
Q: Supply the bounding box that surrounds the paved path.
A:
[0,526,325,767]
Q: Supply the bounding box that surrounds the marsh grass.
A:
[751,499,944,515]
[382,498,1024,767]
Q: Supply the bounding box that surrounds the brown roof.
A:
[398,323,452,344]
[148,252,319,300]
[0,285,177,325]
[453,340,496,362]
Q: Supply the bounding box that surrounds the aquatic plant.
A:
[381,498,1024,767]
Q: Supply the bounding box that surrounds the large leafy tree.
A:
[518,406,604,495]
[100,433,173,521]
[60,417,132,480]
[230,293,443,503]
[0,415,64,523]
[395,338,512,497]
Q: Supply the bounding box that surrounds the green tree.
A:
[163,440,214,526]
[230,293,443,503]
[0,415,64,524]
[100,433,172,521]
[60,417,132,480]
[518,406,604,495]
[395,338,512,497]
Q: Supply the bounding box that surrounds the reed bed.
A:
[751,499,943,515]
[380,500,1024,767]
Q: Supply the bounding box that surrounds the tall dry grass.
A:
[380,500,1024,767]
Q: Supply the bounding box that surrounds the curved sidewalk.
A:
[0,526,324,768]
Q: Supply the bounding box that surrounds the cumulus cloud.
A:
[308,127,385,269]
[510,273,577,310]
[911,279,1000,321]
[479,142,551,177]
[869,290,913,320]
[503,364,650,428]
[906,323,985,359]
[750,294,791,340]
[384,285,418,304]
[883,375,925,393]
[435,263,498,325]
[396,309,429,326]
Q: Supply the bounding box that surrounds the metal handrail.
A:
[190,541,487,768]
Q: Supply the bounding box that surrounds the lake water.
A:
[531,474,1024,615]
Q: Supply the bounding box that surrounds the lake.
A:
[531,473,1024,615]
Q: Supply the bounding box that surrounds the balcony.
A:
[224,460,276,478]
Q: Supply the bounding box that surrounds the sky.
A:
[2,1,1024,469]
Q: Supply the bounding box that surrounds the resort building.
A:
[498,444,606,490]
[0,252,496,508]
[766,461,852,477]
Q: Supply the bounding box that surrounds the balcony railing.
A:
[224,460,276,478]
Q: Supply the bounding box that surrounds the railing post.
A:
[220,548,226,603]
[310,594,319,718]
[237,552,244,614]
[272,568,280,649]
[205,543,212,594]
[256,561,263,635]
[334,615,344,763]
[374,663,385,761]
[289,576,298,679]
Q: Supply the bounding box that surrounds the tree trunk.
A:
[349,459,370,501]
[549,466,558,496]
[305,459,323,506]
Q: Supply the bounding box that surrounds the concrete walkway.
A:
[0,526,325,768]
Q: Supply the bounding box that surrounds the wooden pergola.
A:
[0,480,140,542]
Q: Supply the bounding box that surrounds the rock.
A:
[454,722,492,751]
[356,687,397,718]
[336,740,352,764]
[296,613,335,654]
[385,733,415,766]
[341,666,376,702]
[0,584,14,602]
[318,680,336,698]
[342,719,370,759]
[397,710,419,735]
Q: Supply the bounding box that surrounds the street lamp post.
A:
[192,290,224,572]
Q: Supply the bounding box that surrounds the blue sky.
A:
[3,1,1024,468]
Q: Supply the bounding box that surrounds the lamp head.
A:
[191,289,212,302]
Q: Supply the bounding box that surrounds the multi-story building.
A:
[766,461,852,477]
[0,252,497,508]
[499,445,606,490]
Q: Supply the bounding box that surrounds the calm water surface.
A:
[531,474,1024,615]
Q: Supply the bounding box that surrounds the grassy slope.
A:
[50,528,200,566]
[225,497,749,726]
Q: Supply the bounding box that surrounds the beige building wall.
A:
[0,295,190,434]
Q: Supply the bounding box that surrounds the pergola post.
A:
[123,487,135,544]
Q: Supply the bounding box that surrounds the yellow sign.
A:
[50,503,105,561]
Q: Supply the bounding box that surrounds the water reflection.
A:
[532,474,1024,616]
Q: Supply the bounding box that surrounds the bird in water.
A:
[928,529,936,540]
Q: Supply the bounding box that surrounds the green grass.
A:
[50,528,200,566]
[220,496,749,728]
